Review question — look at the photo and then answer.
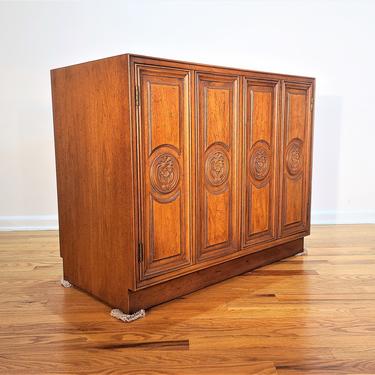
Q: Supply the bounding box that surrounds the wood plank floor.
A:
[1,225,375,374]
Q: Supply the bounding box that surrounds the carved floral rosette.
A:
[205,149,229,188]
[249,140,272,187]
[150,153,180,194]
[286,138,304,178]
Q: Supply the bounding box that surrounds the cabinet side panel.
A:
[51,55,134,310]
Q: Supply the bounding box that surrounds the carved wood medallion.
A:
[150,153,180,194]
[286,138,304,178]
[205,150,229,187]
[249,140,271,184]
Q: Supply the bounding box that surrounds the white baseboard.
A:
[0,215,58,231]
[311,210,375,224]
[0,211,374,231]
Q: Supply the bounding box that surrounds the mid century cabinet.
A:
[51,54,315,313]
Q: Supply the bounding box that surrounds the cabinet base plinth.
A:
[128,238,304,313]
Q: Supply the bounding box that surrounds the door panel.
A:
[196,73,239,261]
[242,79,279,247]
[136,65,192,282]
[279,81,313,237]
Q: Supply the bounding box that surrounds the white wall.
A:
[0,0,374,230]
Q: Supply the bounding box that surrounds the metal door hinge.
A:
[137,242,143,262]
[135,86,140,107]
[310,97,314,111]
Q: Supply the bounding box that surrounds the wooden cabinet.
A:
[51,54,315,314]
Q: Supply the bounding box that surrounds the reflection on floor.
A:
[1,225,375,374]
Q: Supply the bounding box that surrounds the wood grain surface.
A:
[51,55,136,311]
[1,225,375,374]
[52,54,315,313]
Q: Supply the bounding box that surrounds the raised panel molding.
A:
[279,81,313,237]
[136,65,193,284]
[242,78,279,247]
[148,82,182,155]
[196,72,239,261]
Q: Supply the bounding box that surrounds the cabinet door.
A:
[242,79,279,247]
[279,81,313,237]
[196,73,239,261]
[136,65,193,282]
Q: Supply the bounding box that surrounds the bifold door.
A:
[279,81,313,237]
[196,73,239,261]
[135,65,193,283]
[242,78,280,248]
[135,63,313,285]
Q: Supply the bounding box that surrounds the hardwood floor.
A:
[1,225,375,374]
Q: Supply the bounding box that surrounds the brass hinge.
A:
[135,86,140,107]
[137,242,143,262]
[310,97,314,111]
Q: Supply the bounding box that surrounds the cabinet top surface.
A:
[51,53,315,82]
